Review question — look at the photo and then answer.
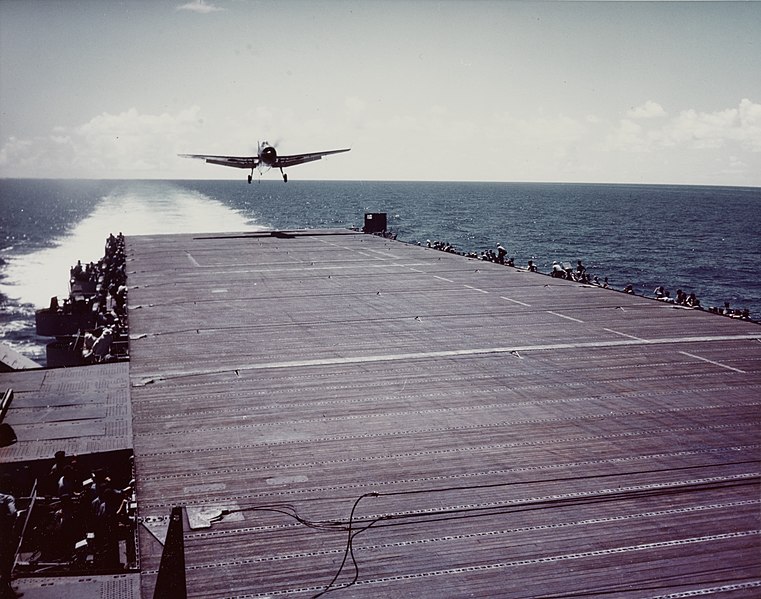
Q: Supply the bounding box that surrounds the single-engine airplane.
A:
[179,141,350,183]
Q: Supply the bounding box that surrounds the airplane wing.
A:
[274,148,351,168]
[178,154,259,169]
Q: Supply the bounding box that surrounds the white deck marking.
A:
[185,252,201,267]
[679,351,747,374]
[220,262,429,274]
[463,284,489,294]
[434,275,454,283]
[140,333,761,381]
[364,249,402,259]
[408,267,424,273]
[500,296,531,307]
[547,311,584,323]
[604,328,647,341]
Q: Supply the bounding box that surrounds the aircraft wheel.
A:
[248,174,252,184]
[283,173,288,183]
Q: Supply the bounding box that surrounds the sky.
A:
[0,0,760,186]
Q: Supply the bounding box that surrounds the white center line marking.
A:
[137,333,761,381]
[434,275,454,283]
[364,249,401,259]
[679,351,746,374]
[500,296,531,307]
[354,251,380,259]
[547,311,584,323]
[464,284,489,294]
[604,328,646,341]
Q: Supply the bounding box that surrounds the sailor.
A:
[46,450,69,496]
[92,488,124,568]
[496,244,507,265]
[0,477,22,598]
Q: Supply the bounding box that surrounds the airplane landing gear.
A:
[280,168,288,183]
[248,174,252,184]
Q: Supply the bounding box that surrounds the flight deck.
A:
[2,229,760,598]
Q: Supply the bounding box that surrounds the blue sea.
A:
[1,178,760,365]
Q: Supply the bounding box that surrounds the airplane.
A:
[179,141,351,183]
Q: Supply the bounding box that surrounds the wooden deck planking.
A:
[0,362,131,462]
[125,231,761,598]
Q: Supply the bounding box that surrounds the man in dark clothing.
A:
[0,477,22,598]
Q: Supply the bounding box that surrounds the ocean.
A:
[1,178,760,366]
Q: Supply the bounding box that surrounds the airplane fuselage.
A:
[259,143,278,167]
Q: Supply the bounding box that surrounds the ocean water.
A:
[1,178,759,364]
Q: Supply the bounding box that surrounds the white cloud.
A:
[608,99,761,154]
[626,101,666,119]
[738,98,761,151]
[609,118,649,152]
[0,106,205,178]
[0,137,34,169]
[657,99,761,151]
[2,99,759,185]
[176,0,224,14]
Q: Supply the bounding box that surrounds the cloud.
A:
[609,119,649,152]
[0,137,34,169]
[656,99,761,151]
[609,99,761,153]
[626,101,666,119]
[176,0,224,13]
[2,99,758,185]
[0,106,205,178]
[738,98,761,151]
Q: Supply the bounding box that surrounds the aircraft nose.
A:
[261,146,277,165]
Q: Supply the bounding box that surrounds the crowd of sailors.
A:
[47,233,129,363]
[1,449,136,586]
[37,450,136,570]
[421,238,754,321]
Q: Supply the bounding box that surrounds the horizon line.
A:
[1,177,759,191]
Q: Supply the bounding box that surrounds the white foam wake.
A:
[0,181,265,307]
